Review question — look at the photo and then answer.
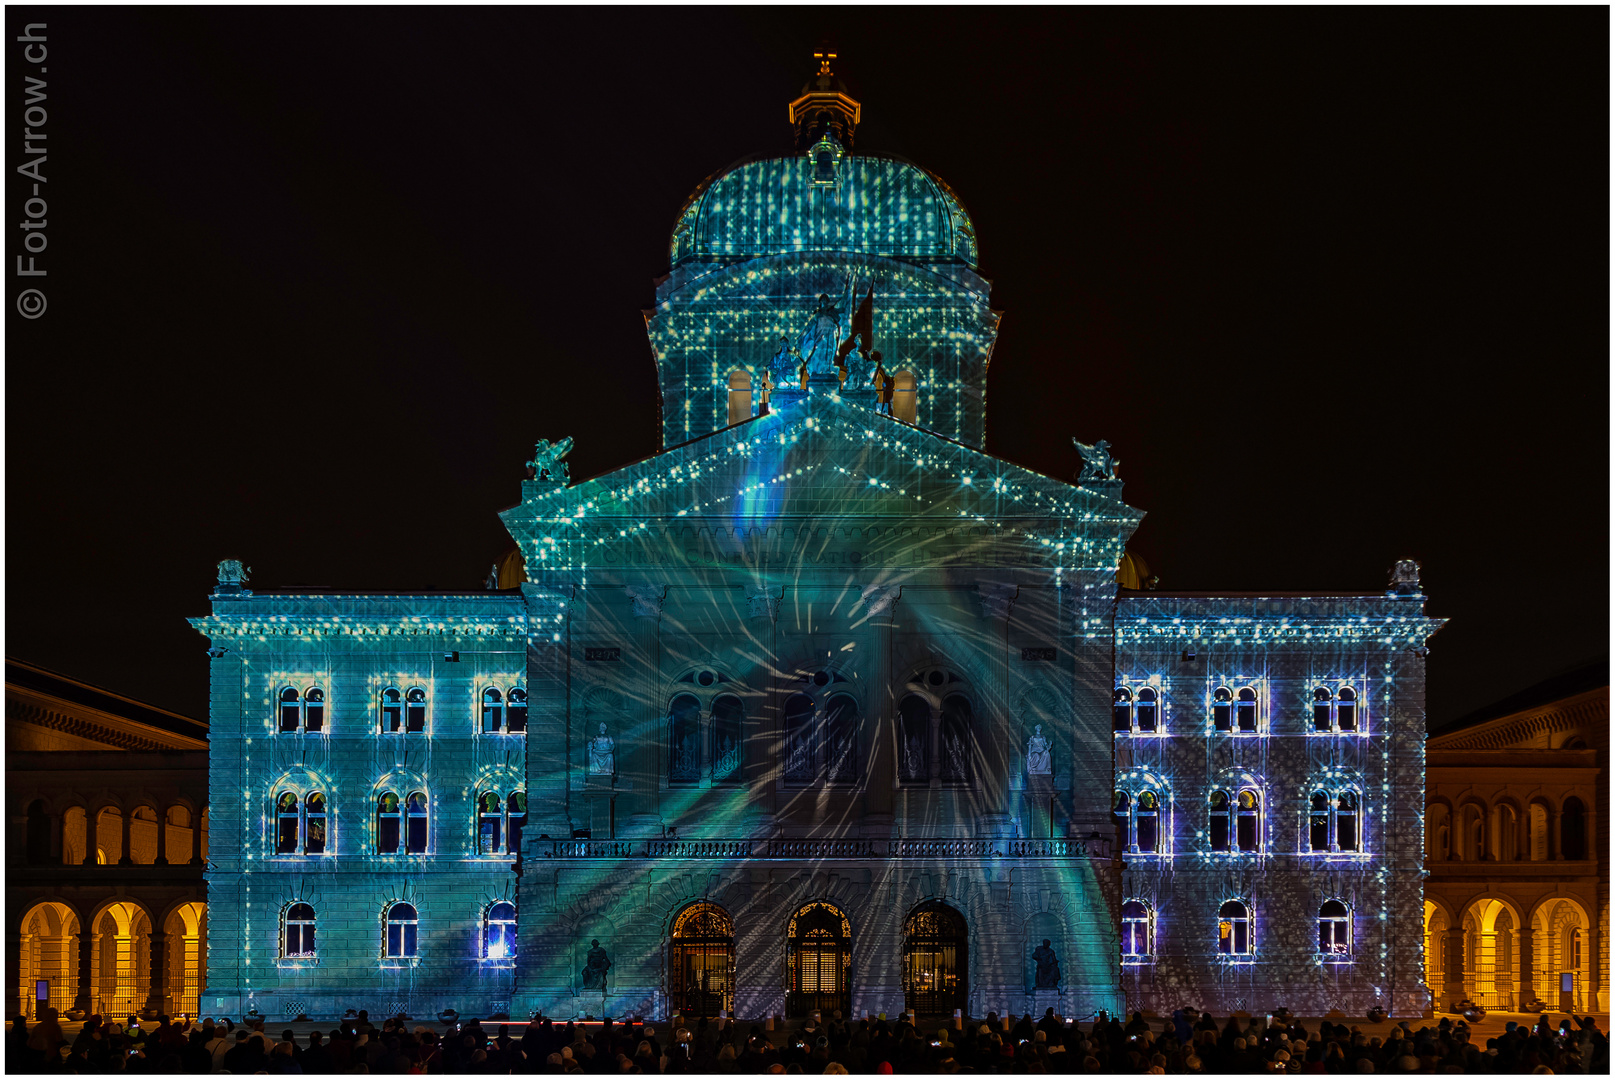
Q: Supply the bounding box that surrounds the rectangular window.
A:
[507,691,527,733]
[305,691,324,733]
[306,817,326,855]
[277,817,299,854]
[1338,699,1356,731]
[1337,809,1357,851]
[1310,810,1330,851]
[378,816,400,855]
[279,702,300,732]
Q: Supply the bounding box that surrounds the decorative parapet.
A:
[538,835,1105,861]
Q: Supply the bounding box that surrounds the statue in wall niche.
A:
[581,939,611,990]
[1033,939,1062,989]
[1071,437,1120,482]
[588,723,615,776]
[1026,725,1052,776]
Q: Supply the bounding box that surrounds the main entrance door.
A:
[669,903,734,1018]
[903,901,967,1016]
[787,902,851,1018]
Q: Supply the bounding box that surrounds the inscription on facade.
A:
[585,647,621,662]
[1021,647,1057,661]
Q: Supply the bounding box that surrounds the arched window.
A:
[276,793,300,854]
[1312,686,1358,733]
[1562,797,1586,860]
[824,694,858,784]
[1236,687,1259,733]
[305,687,325,733]
[727,370,753,427]
[478,792,503,855]
[787,902,851,1018]
[712,695,744,783]
[1136,687,1158,733]
[1319,900,1351,957]
[484,901,516,960]
[785,693,818,783]
[1113,687,1133,732]
[1309,790,1360,852]
[1529,802,1550,861]
[1113,791,1130,848]
[1212,687,1233,732]
[482,689,504,733]
[1218,900,1251,955]
[939,694,972,783]
[1310,792,1331,851]
[671,902,737,1018]
[405,687,427,733]
[1135,791,1160,853]
[376,792,401,854]
[1236,789,1261,851]
[305,793,327,855]
[1209,790,1231,851]
[507,792,526,855]
[668,694,701,786]
[1337,792,1359,851]
[1121,900,1154,960]
[1312,688,1332,732]
[405,791,428,853]
[1337,687,1357,731]
[902,902,967,1015]
[892,370,918,423]
[380,688,403,733]
[283,903,316,958]
[897,693,930,783]
[507,688,528,733]
[279,688,301,732]
[384,903,418,959]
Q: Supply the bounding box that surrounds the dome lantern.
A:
[789,50,861,153]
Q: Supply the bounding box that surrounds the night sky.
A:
[7,9,1607,727]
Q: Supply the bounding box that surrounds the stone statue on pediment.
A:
[531,437,574,484]
[1072,437,1119,482]
[589,723,615,776]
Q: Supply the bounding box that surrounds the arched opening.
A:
[784,692,817,783]
[726,370,753,426]
[1423,901,1448,996]
[1121,900,1154,962]
[19,902,79,1019]
[25,800,52,864]
[1462,898,1521,1009]
[128,805,160,864]
[902,901,967,1016]
[62,806,86,866]
[711,695,744,783]
[1427,803,1451,862]
[1025,910,1063,991]
[787,901,852,1018]
[484,901,516,960]
[669,902,734,1018]
[668,693,701,786]
[1533,898,1593,1012]
[891,370,918,423]
[1492,803,1519,862]
[93,901,150,1017]
[1561,797,1587,860]
[1218,900,1252,955]
[1529,801,1550,860]
[1459,804,1485,861]
[939,694,972,783]
[384,903,418,959]
[823,694,858,784]
[897,693,930,783]
[164,902,206,1017]
[165,806,195,865]
[95,806,124,865]
[1319,900,1351,958]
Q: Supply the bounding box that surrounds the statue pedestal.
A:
[1024,988,1066,1018]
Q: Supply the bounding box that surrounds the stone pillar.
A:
[119,810,133,866]
[1518,921,1535,1009]
[9,927,25,1020]
[154,808,168,866]
[1443,927,1466,1011]
[1589,920,1603,1013]
[83,808,101,866]
[190,813,204,866]
[862,587,899,834]
[145,931,167,1015]
[74,928,94,1013]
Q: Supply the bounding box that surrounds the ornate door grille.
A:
[787,902,851,1018]
[903,903,967,1016]
[669,903,734,1017]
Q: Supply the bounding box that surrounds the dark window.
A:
[305,792,326,854]
[785,693,818,782]
[1136,688,1158,732]
[1213,687,1233,732]
[711,695,744,783]
[1218,900,1250,955]
[1209,791,1230,851]
[507,792,526,856]
[668,694,702,785]
[385,903,418,958]
[824,694,857,784]
[1319,900,1350,955]
[284,903,316,958]
[507,688,528,733]
[1337,688,1356,731]
[479,792,503,854]
[405,791,428,853]
[280,688,301,732]
[1562,797,1586,860]
[482,689,503,733]
[405,688,427,733]
[1113,791,1130,849]
[1236,688,1258,733]
[1121,901,1152,958]
[381,688,403,733]
[276,792,300,854]
[898,694,929,783]
[1236,790,1261,851]
[939,695,972,783]
[1113,688,1133,732]
[1310,793,1330,851]
[1136,791,1159,852]
[305,688,324,733]
[377,792,401,854]
[1337,792,1358,851]
[485,902,516,960]
[1313,688,1332,732]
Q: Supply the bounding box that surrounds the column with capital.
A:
[154,807,168,866]
[118,810,133,866]
[190,812,204,866]
[145,930,167,1015]
[83,808,101,866]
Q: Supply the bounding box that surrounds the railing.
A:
[545,837,1101,860]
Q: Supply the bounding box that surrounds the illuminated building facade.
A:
[194,58,1441,1022]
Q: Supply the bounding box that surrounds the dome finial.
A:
[789,48,860,152]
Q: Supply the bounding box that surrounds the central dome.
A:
[668,154,979,270]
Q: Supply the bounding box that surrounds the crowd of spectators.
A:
[6,1004,1608,1074]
